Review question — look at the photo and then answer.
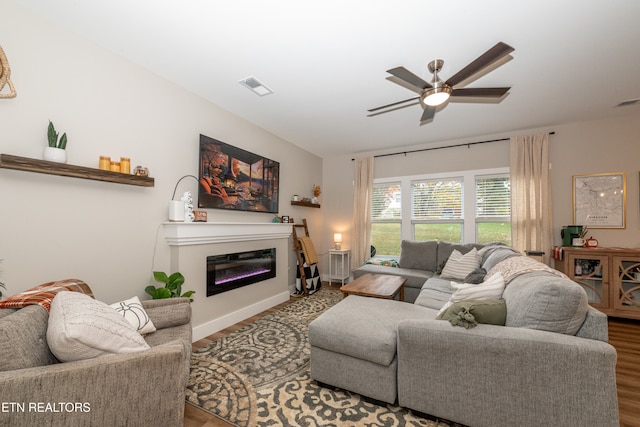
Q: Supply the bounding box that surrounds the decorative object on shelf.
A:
[312,184,321,204]
[585,237,599,248]
[99,156,110,170]
[181,191,195,222]
[281,215,290,223]
[145,271,194,302]
[573,172,626,229]
[0,45,16,99]
[193,210,207,222]
[169,200,185,222]
[134,165,149,176]
[44,120,68,163]
[109,160,120,172]
[272,215,281,223]
[169,175,199,222]
[333,233,343,250]
[120,157,131,174]
[292,194,299,201]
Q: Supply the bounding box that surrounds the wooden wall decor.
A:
[0,46,17,98]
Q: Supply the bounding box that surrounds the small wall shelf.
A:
[291,200,320,208]
[0,154,155,187]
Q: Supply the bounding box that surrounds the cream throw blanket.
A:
[485,256,567,285]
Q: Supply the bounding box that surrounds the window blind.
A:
[411,178,463,220]
[476,175,510,219]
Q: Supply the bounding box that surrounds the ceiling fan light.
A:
[422,86,452,106]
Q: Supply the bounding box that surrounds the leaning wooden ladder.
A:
[291,218,318,296]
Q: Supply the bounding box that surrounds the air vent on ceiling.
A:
[615,98,640,108]
[239,76,273,97]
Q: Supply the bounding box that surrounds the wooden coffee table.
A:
[340,273,406,301]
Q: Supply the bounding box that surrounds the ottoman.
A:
[309,295,431,403]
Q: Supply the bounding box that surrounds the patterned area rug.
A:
[186,287,459,427]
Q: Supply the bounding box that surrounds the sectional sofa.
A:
[309,240,619,427]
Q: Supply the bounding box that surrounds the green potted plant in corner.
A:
[145,271,195,302]
[43,120,68,163]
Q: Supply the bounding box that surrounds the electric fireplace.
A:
[206,248,276,296]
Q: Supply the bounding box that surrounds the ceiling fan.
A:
[368,42,514,124]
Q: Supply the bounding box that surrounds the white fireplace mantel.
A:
[163,221,292,246]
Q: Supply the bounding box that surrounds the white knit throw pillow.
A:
[47,291,150,362]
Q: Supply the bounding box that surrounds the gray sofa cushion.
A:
[309,296,432,366]
[0,305,58,371]
[399,240,438,271]
[414,277,452,310]
[503,272,589,335]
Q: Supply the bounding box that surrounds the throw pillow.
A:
[450,272,505,303]
[110,296,156,335]
[47,291,150,362]
[437,299,507,329]
[440,248,480,280]
[436,272,506,316]
[463,267,487,284]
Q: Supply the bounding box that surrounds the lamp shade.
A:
[333,233,342,243]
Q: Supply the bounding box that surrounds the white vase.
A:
[43,146,67,163]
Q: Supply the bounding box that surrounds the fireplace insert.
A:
[206,248,276,296]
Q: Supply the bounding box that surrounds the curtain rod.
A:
[352,131,555,161]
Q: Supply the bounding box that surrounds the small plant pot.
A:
[43,146,67,163]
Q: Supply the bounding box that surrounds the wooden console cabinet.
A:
[554,247,640,320]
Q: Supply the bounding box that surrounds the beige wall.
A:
[0,3,322,332]
[321,113,640,261]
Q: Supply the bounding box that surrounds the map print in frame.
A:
[573,172,626,228]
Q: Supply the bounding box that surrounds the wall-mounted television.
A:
[198,134,280,213]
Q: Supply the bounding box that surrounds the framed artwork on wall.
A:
[572,172,626,228]
[198,134,280,213]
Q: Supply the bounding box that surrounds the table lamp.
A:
[333,233,342,250]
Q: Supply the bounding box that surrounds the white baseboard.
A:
[191,290,291,342]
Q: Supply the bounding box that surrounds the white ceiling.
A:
[17,0,640,158]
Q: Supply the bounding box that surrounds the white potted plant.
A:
[43,120,68,163]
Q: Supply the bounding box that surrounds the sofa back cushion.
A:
[399,240,438,271]
[0,305,58,371]
[503,272,589,335]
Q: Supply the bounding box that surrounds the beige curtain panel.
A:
[351,156,374,269]
[509,134,553,265]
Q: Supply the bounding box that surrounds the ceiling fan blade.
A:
[451,87,510,98]
[368,96,420,113]
[445,42,514,88]
[367,100,420,117]
[387,66,433,91]
[420,105,436,123]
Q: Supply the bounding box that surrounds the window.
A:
[412,178,463,243]
[371,182,401,255]
[475,175,511,244]
[371,168,510,255]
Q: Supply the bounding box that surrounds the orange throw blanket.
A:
[0,279,94,312]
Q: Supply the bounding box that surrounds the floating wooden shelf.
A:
[291,200,320,208]
[0,154,154,187]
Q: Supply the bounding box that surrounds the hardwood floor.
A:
[184,286,640,427]
[609,317,640,427]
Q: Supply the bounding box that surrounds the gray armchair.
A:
[0,297,192,427]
